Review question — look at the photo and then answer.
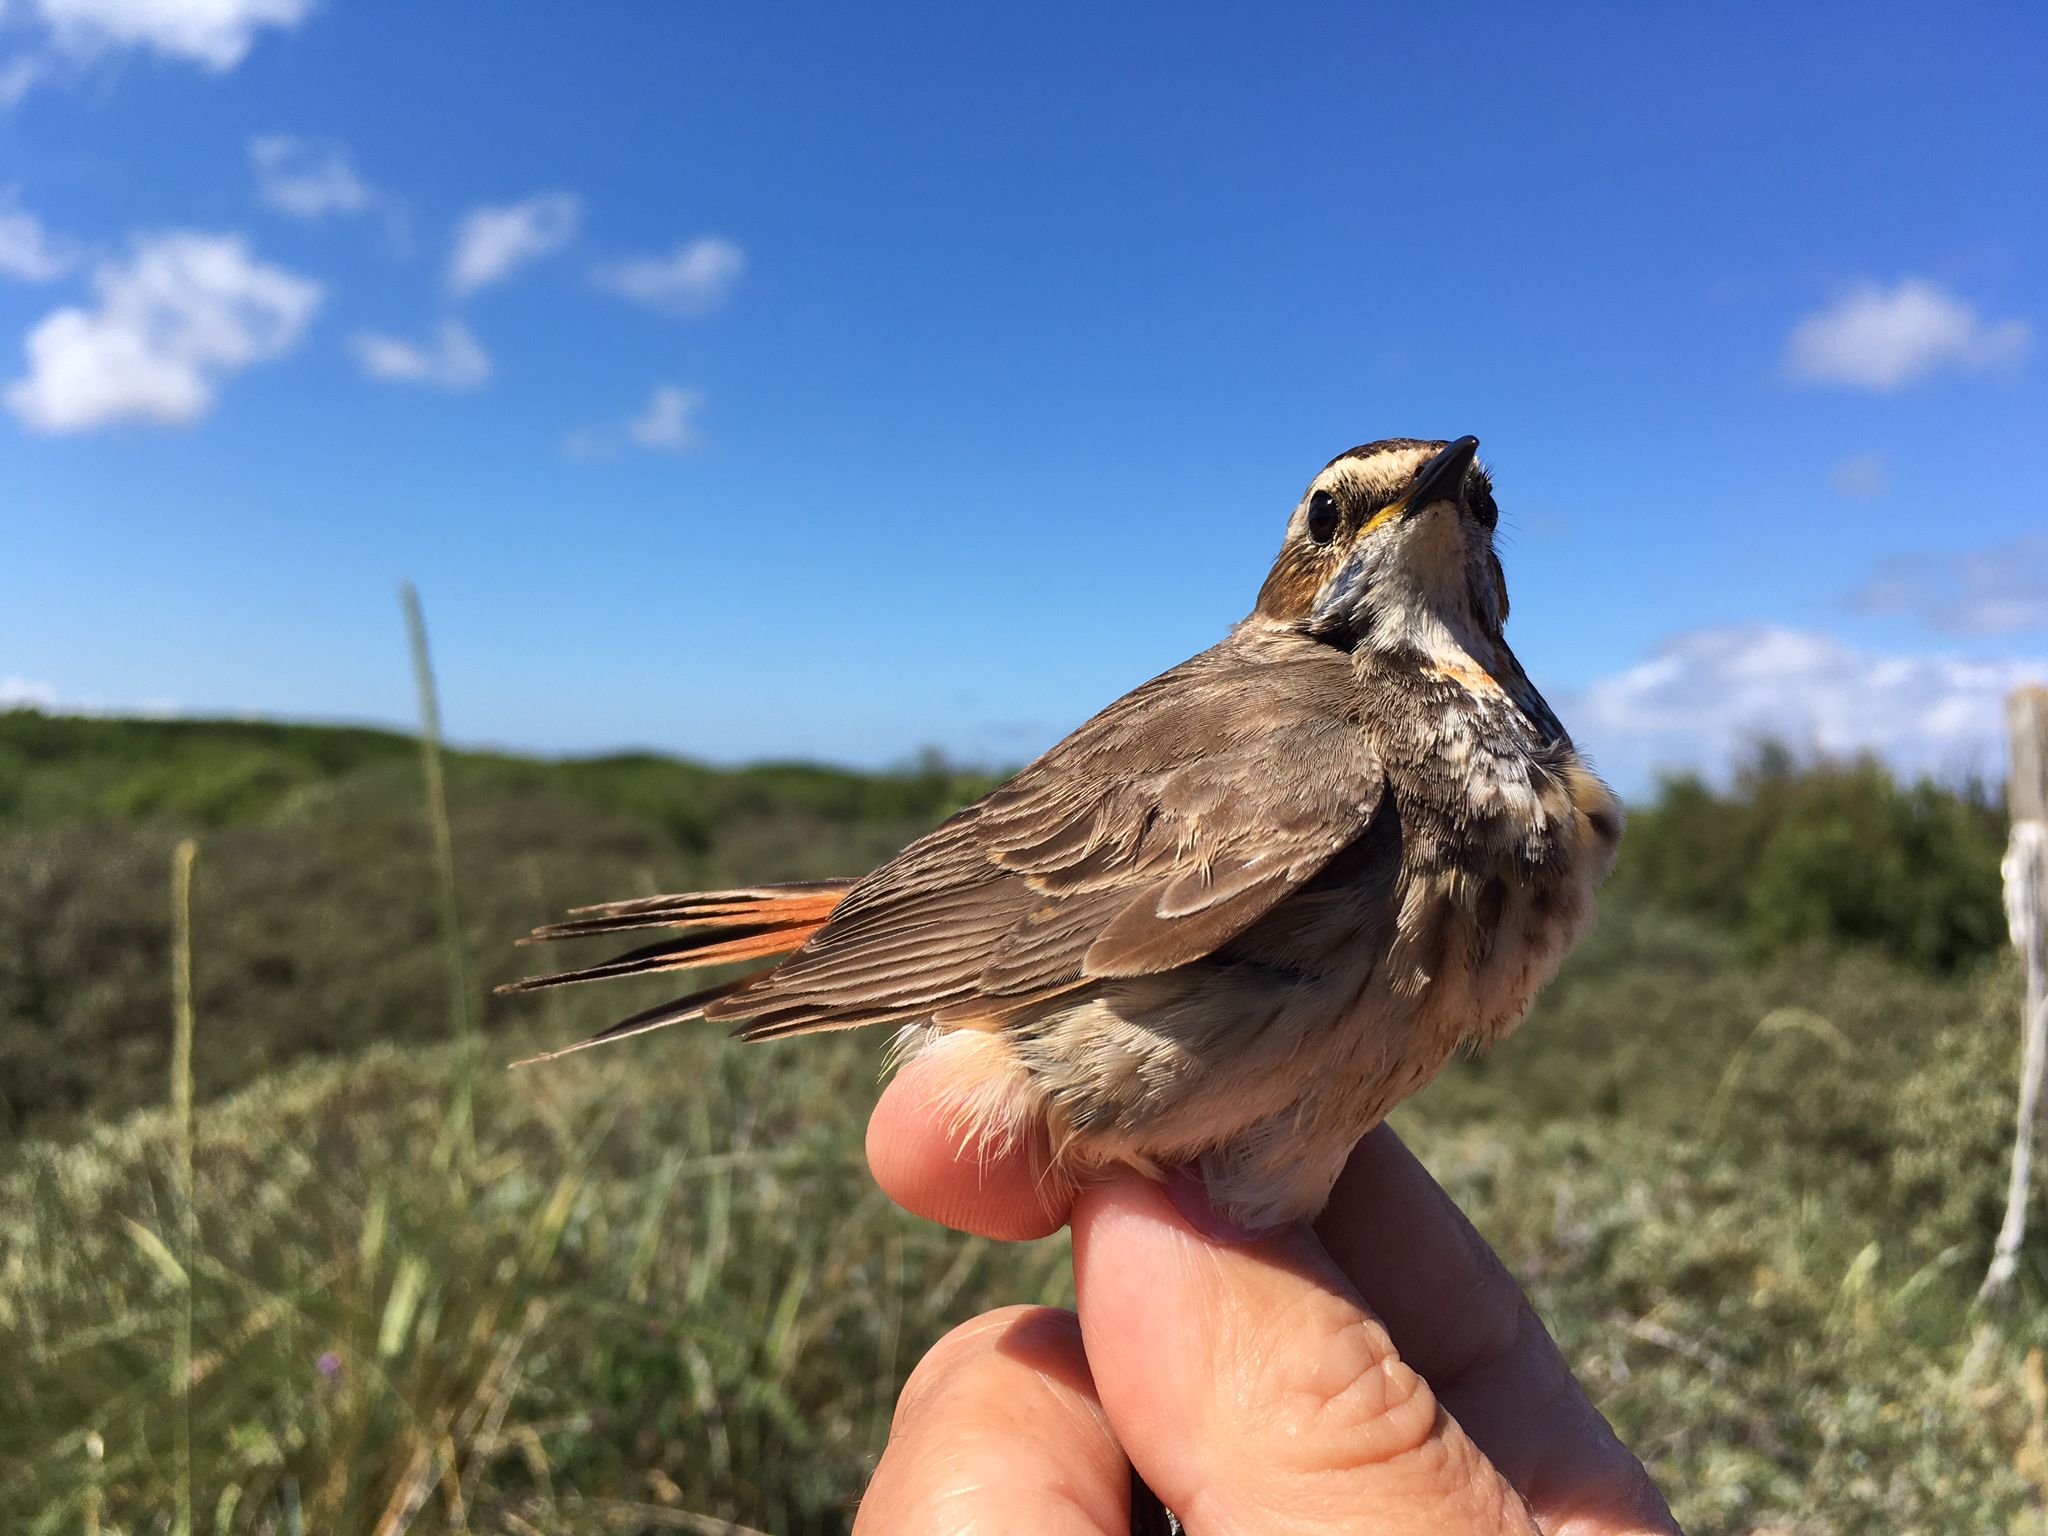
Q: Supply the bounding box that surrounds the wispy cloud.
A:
[5,230,322,432]
[1,0,312,108]
[1785,278,2030,391]
[0,56,43,110]
[566,383,706,459]
[249,134,372,220]
[348,319,490,390]
[595,237,745,315]
[35,0,314,71]
[0,195,79,281]
[1573,624,2044,785]
[629,384,703,449]
[1849,534,2048,637]
[447,193,580,297]
[1828,453,1885,499]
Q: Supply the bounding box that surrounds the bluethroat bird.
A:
[504,436,1622,1229]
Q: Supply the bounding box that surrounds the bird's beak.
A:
[1354,436,1480,539]
[1399,435,1480,516]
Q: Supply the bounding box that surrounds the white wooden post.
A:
[1982,685,2048,1304]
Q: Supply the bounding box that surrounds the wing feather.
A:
[711,635,1386,1036]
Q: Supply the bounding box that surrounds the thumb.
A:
[1073,1171,1535,1536]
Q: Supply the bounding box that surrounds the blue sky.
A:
[2,3,2043,793]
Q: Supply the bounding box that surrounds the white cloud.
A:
[565,382,706,458]
[595,236,745,315]
[35,0,313,70]
[0,677,178,715]
[629,384,703,449]
[348,318,490,390]
[447,193,580,297]
[1828,453,1885,499]
[0,55,43,109]
[1572,624,2044,786]
[1850,534,2048,637]
[5,230,321,432]
[249,134,372,219]
[0,197,78,280]
[1785,278,2030,391]
[0,677,58,708]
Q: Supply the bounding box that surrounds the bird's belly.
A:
[1187,862,1597,1227]
[903,831,1610,1231]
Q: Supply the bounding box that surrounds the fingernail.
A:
[1162,1166,1262,1246]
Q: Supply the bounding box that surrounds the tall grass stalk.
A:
[400,581,477,1170]
[169,837,198,1536]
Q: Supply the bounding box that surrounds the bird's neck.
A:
[1362,621,1568,760]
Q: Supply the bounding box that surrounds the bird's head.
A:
[1254,436,1506,655]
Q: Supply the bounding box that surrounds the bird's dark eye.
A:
[1305,490,1339,544]
[1470,483,1499,532]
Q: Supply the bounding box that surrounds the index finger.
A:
[856,1306,1129,1536]
[866,1051,1074,1240]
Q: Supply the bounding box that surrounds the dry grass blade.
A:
[170,836,198,1536]
[401,581,478,1172]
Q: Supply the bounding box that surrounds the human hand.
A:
[854,1057,1679,1535]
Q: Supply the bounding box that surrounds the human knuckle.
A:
[1253,1301,1443,1473]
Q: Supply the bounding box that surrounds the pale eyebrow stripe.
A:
[1313,445,1435,504]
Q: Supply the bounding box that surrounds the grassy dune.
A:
[7,912,2045,1532]
[1,711,2043,1532]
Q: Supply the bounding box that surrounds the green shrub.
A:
[1612,743,2007,973]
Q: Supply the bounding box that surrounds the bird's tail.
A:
[498,880,854,1065]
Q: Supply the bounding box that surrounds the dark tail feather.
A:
[499,880,855,1061]
[509,970,776,1067]
[498,919,837,993]
[519,881,854,943]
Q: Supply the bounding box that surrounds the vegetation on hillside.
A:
[0,710,997,1132]
[0,711,2015,1136]
[1,708,2042,1532]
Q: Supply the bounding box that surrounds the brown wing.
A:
[715,635,1385,1040]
